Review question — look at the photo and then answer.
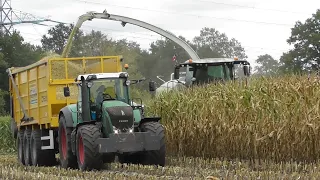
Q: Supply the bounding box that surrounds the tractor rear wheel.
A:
[58,116,77,169]
[76,124,103,171]
[30,129,56,166]
[17,130,25,165]
[23,129,32,165]
[140,121,166,166]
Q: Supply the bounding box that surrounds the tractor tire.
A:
[140,121,166,166]
[58,116,77,169]
[23,129,32,166]
[102,153,115,164]
[76,124,103,171]
[17,130,25,165]
[30,129,56,166]
[11,118,18,139]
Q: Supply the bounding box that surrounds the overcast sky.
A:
[8,0,320,68]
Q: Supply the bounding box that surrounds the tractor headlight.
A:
[114,129,119,134]
[129,129,133,133]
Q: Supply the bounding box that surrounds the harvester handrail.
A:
[61,10,200,60]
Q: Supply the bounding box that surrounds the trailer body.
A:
[8,56,123,130]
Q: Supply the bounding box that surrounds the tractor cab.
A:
[173,57,251,87]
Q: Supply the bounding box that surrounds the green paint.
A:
[133,109,142,123]
[65,104,78,127]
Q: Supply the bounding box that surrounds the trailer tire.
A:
[30,129,56,166]
[76,124,103,171]
[17,130,25,165]
[59,115,77,169]
[23,129,32,166]
[11,118,18,139]
[140,121,165,166]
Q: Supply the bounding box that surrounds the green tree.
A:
[254,54,279,76]
[0,31,45,113]
[193,27,247,59]
[279,9,320,73]
[136,36,191,85]
[41,23,84,57]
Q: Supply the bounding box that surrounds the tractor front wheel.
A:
[140,121,166,166]
[76,124,103,171]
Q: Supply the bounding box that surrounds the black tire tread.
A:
[17,130,25,165]
[76,124,103,171]
[58,115,77,169]
[140,121,166,166]
[30,129,56,166]
[23,129,32,166]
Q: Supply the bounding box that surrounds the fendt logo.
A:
[119,120,129,123]
[121,110,125,116]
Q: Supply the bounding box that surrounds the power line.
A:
[196,0,312,15]
[73,0,297,27]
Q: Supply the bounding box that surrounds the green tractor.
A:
[59,72,164,171]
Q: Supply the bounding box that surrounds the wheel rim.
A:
[61,127,67,160]
[78,136,84,165]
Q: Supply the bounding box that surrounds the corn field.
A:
[2,74,320,178]
[147,74,320,163]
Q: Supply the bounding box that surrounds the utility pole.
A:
[0,0,64,36]
[0,0,13,35]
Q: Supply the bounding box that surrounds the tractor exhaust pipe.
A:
[81,76,91,122]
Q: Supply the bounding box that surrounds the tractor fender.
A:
[59,107,74,128]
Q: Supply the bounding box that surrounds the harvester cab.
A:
[173,57,251,87]
[60,72,165,171]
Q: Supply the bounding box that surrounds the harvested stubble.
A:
[147,74,320,163]
[2,154,320,179]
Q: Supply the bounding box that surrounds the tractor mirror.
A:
[174,67,180,79]
[243,65,250,76]
[63,86,70,97]
[149,81,156,92]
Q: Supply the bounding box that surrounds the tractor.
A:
[59,71,165,171]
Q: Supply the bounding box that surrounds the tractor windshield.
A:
[193,64,232,84]
[89,78,128,106]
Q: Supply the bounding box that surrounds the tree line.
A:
[0,8,319,115]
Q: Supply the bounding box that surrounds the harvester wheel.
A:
[76,124,103,171]
[23,129,32,165]
[140,121,166,166]
[58,116,77,169]
[30,129,56,166]
[17,130,25,165]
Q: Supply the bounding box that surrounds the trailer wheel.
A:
[23,129,32,165]
[76,124,103,171]
[30,129,56,166]
[140,121,166,166]
[11,118,18,139]
[17,130,25,165]
[59,115,77,169]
